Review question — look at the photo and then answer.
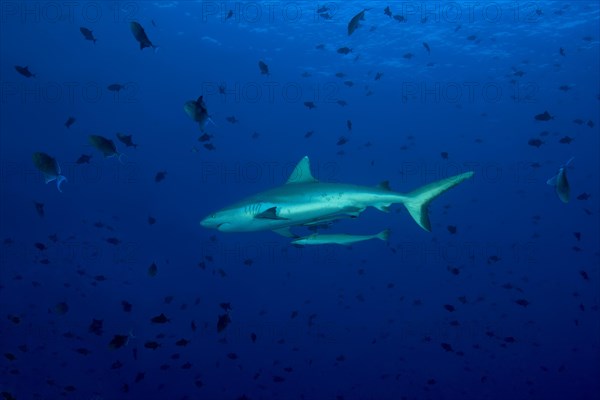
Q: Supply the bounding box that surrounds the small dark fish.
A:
[374,72,383,80]
[88,319,103,335]
[304,130,314,138]
[144,341,160,350]
[559,47,565,56]
[316,6,329,13]
[403,53,414,59]
[393,15,406,22]
[130,21,157,51]
[135,372,145,383]
[423,42,431,54]
[336,99,348,106]
[148,216,156,225]
[251,332,257,343]
[337,136,348,146]
[579,270,589,281]
[315,43,325,50]
[53,301,69,315]
[527,138,544,148]
[576,193,591,200]
[344,80,354,87]
[121,301,132,312]
[441,343,454,352]
[64,116,76,128]
[347,120,352,131]
[587,120,594,128]
[348,8,370,35]
[547,157,573,203]
[534,111,554,121]
[109,334,129,349]
[32,152,67,192]
[335,72,346,78]
[89,135,122,160]
[75,347,91,355]
[487,255,501,264]
[273,376,286,383]
[34,202,44,217]
[220,302,232,312]
[573,232,581,241]
[515,299,529,307]
[304,101,316,110]
[466,34,477,41]
[337,47,352,55]
[75,154,92,164]
[226,116,239,124]
[444,304,455,312]
[227,352,238,360]
[384,6,392,17]
[440,151,449,160]
[148,262,158,276]
[203,143,216,151]
[558,85,571,91]
[559,136,574,144]
[251,131,260,139]
[80,27,97,44]
[154,171,167,183]
[116,132,138,148]
[198,133,213,142]
[175,338,190,346]
[34,242,47,251]
[447,225,457,234]
[106,237,120,245]
[151,313,170,324]
[258,60,270,76]
[225,10,234,20]
[15,65,35,78]
[184,95,212,131]
[217,313,231,332]
[107,83,125,92]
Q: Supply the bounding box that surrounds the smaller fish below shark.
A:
[32,152,67,192]
[184,95,214,131]
[292,229,390,246]
[547,157,574,203]
[130,21,157,51]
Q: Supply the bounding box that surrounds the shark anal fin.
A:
[255,206,289,220]
[273,227,298,238]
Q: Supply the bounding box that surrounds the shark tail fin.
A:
[403,171,474,232]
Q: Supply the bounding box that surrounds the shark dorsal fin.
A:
[286,156,317,184]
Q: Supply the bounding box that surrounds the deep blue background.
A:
[1,1,599,399]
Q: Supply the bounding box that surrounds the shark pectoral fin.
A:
[546,175,558,186]
[273,227,298,238]
[255,207,289,220]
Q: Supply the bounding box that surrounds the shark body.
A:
[200,156,474,236]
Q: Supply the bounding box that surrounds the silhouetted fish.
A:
[130,21,157,51]
[64,116,76,128]
[32,152,67,192]
[258,60,270,76]
[534,111,554,121]
[15,65,35,78]
[80,27,97,44]
[348,8,371,35]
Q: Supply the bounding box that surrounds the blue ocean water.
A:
[1,1,599,399]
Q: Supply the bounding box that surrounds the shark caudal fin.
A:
[403,171,474,231]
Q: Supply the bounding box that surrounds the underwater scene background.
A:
[1,1,599,399]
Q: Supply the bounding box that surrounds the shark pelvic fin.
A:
[286,156,318,184]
